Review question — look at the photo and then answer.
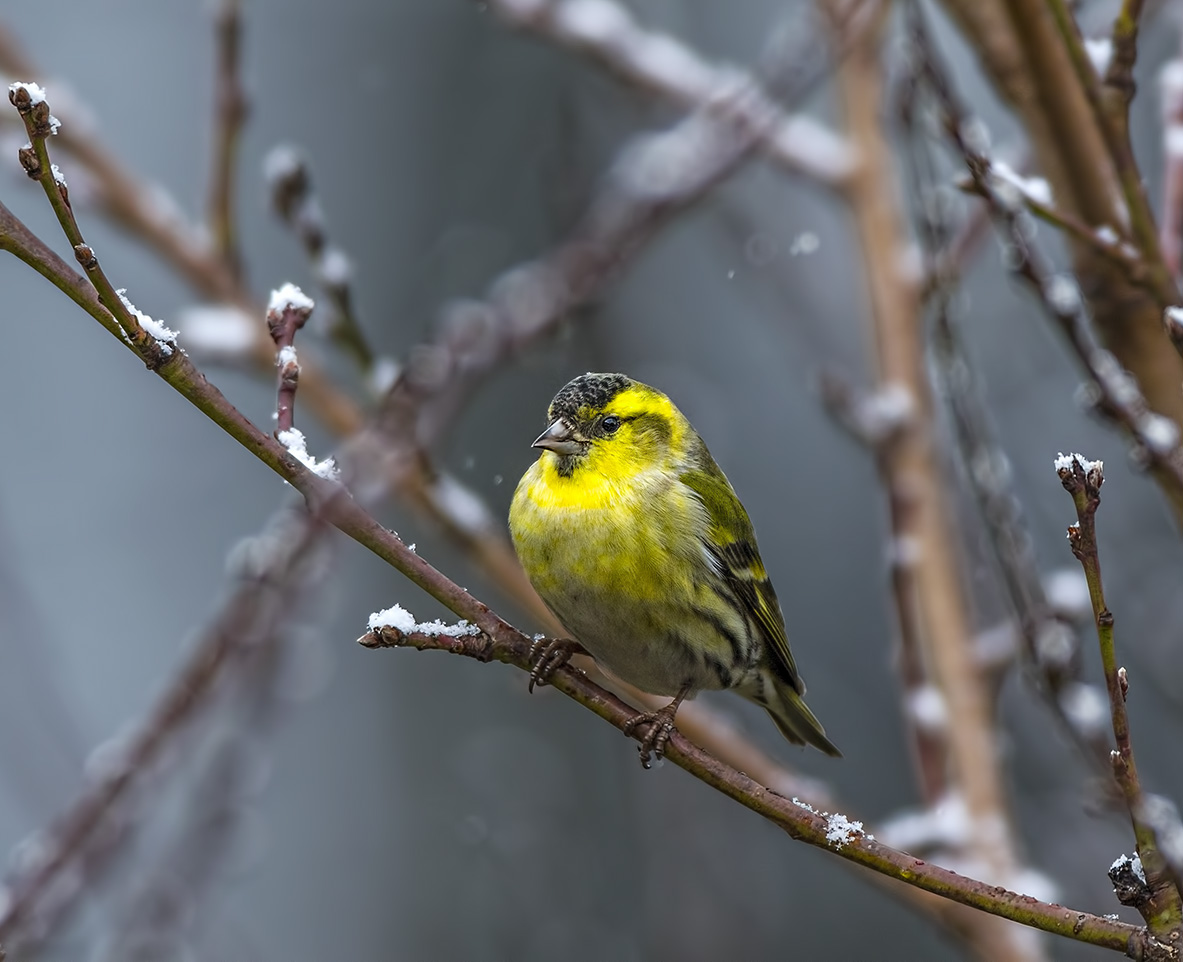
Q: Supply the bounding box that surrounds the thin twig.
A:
[1056,454,1183,942]
[264,145,375,374]
[1037,0,1180,313]
[907,9,1183,500]
[208,0,248,279]
[483,0,858,188]
[266,285,313,435]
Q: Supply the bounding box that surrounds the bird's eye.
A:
[601,415,621,434]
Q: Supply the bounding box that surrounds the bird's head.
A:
[533,372,686,479]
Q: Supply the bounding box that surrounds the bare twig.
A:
[907,11,1183,502]
[265,284,314,435]
[1056,454,1183,942]
[1036,0,1179,312]
[208,0,247,278]
[264,145,375,374]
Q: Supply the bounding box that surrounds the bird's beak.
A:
[532,420,583,456]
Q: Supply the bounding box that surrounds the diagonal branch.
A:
[359,622,1161,958]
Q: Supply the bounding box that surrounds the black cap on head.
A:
[548,372,633,423]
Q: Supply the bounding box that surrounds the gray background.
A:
[1,1,1181,959]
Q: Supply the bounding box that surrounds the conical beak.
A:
[532,420,583,456]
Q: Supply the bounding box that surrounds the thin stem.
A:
[1057,455,1183,940]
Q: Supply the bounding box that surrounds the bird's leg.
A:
[622,683,693,769]
[527,637,587,693]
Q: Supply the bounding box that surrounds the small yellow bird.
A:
[509,372,840,765]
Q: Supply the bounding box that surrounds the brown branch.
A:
[208,0,248,278]
[1056,455,1183,943]
[359,624,1165,958]
[828,7,1036,957]
[908,11,1183,508]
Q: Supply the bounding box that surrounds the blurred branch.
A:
[938,0,1183,505]
[1102,0,1145,120]
[0,512,328,947]
[359,623,1160,958]
[1056,455,1183,940]
[1037,0,1176,309]
[482,0,858,189]
[208,0,247,279]
[908,10,1183,513]
[901,60,1115,772]
[264,145,375,374]
[826,6,1037,958]
[1160,52,1183,279]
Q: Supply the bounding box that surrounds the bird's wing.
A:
[679,454,803,693]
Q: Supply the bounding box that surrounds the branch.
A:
[1055,454,1183,941]
[264,144,375,374]
[208,0,247,278]
[483,0,858,188]
[907,12,1183,511]
[0,512,329,946]
[359,623,1164,958]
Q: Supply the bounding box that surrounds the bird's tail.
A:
[763,674,842,757]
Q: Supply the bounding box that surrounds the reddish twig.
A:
[1056,454,1183,943]
[266,284,313,435]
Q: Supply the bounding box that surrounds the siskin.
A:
[509,372,840,766]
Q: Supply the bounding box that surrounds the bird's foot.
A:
[622,703,681,769]
[527,637,585,693]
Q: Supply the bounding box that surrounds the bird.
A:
[508,372,840,766]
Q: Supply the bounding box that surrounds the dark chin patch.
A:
[548,373,632,423]
[555,453,580,478]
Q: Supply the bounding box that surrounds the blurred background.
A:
[2,0,1183,959]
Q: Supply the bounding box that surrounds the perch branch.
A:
[359,623,1162,959]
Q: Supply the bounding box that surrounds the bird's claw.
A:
[622,707,679,769]
[527,638,584,693]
